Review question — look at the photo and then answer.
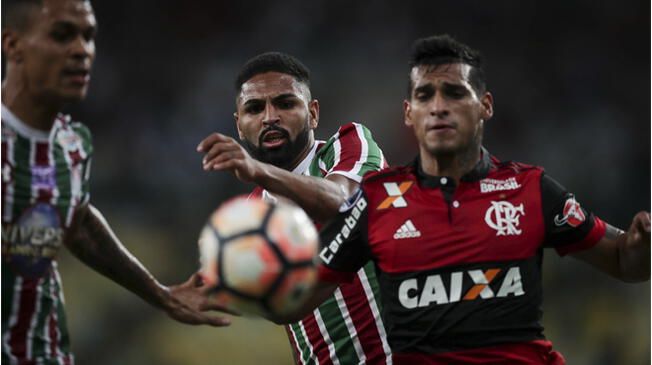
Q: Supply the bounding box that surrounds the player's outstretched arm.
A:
[63,204,237,326]
[197,133,357,222]
[571,211,650,282]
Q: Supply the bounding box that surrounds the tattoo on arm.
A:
[64,205,165,307]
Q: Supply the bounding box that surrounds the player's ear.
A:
[479,92,494,120]
[403,99,413,127]
[234,112,245,140]
[309,99,319,129]
[2,30,23,63]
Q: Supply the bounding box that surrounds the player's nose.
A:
[429,93,450,118]
[262,103,280,125]
[69,35,94,62]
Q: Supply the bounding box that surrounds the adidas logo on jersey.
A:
[393,220,421,239]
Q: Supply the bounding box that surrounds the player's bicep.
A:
[317,188,370,281]
[540,172,606,256]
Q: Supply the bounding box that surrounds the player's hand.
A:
[623,211,651,250]
[618,211,651,282]
[196,133,260,182]
[164,272,241,327]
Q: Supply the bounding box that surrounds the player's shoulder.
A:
[316,121,377,157]
[488,156,542,178]
[361,163,415,186]
[330,122,375,141]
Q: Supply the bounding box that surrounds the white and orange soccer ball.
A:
[198,195,319,317]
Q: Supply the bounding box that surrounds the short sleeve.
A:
[317,188,371,283]
[317,123,386,183]
[73,123,93,206]
[540,173,606,256]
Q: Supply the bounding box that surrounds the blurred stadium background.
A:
[49,1,651,364]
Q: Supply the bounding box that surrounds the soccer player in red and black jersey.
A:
[1,0,232,363]
[270,35,650,364]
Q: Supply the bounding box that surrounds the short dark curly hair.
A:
[2,0,90,32]
[2,0,44,31]
[234,52,311,94]
[407,34,486,98]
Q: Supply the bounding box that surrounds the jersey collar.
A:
[1,104,52,141]
[291,141,320,175]
[414,147,494,188]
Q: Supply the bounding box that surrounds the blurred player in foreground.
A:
[1,0,232,363]
[270,35,650,364]
[197,52,392,364]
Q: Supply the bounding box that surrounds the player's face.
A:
[4,0,97,103]
[235,72,319,169]
[404,63,493,157]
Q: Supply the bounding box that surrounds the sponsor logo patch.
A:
[339,188,363,212]
[31,166,56,190]
[554,195,586,227]
[398,266,525,308]
[377,181,413,209]
[57,129,82,153]
[393,219,421,239]
[480,177,521,193]
[320,194,367,264]
[2,203,64,278]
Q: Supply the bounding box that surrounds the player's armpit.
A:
[324,173,360,201]
[267,280,338,325]
[570,212,650,282]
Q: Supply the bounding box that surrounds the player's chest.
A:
[2,131,87,203]
[366,179,545,272]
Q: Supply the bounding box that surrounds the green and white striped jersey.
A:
[2,104,93,365]
[251,122,392,365]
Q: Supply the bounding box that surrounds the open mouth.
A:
[261,129,289,148]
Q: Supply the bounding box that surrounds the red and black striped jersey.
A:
[318,149,605,365]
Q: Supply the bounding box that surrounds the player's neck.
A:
[420,144,481,183]
[2,80,62,131]
[286,135,315,171]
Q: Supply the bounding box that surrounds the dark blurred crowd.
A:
[51,1,650,364]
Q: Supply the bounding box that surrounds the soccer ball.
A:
[198,195,319,318]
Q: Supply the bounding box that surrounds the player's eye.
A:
[415,91,433,101]
[245,104,264,114]
[444,86,468,99]
[82,28,97,43]
[414,85,434,101]
[50,29,74,43]
[277,100,296,109]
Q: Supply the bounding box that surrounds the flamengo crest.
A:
[485,201,525,236]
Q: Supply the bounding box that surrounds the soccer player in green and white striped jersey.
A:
[198,52,392,364]
[2,1,234,363]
